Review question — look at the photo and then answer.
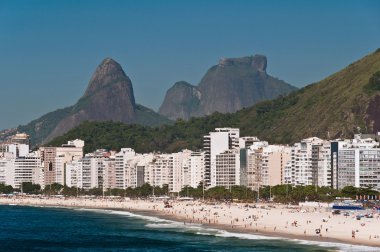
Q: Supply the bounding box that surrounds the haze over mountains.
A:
[159,55,297,120]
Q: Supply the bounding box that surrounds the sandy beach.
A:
[1,196,379,248]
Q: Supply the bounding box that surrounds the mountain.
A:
[18,58,171,146]
[159,55,297,120]
[158,81,201,121]
[48,49,380,153]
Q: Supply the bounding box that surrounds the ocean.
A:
[0,205,377,252]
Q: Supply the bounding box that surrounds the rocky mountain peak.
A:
[83,58,129,98]
[158,81,201,120]
[218,54,267,73]
[251,55,267,73]
[45,58,137,141]
[159,54,296,120]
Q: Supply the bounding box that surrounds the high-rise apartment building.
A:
[203,128,239,188]
[290,137,324,186]
[246,142,291,190]
[40,139,84,186]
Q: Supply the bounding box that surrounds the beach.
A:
[1,196,379,248]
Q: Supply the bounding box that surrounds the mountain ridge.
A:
[47,49,380,153]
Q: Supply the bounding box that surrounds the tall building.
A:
[246,143,291,190]
[169,150,192,193]
[0,151,43,189]
[335,135,380,190]
[65,160,82,188]
[203,128,239,188]
[239,136,261,187]
[40,139,84,186]
[290,137,324,186]
[187,151,205,188]
[145,154,170,189]
[0,158,14,186]
[311,141,332,187]
[102,157,116,190]
[114,148,136,189]
[215,149,240,188]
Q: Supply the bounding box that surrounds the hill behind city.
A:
[47,49,380,153]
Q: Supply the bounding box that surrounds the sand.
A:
[1,196,379,248]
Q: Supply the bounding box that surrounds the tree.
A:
[61,186,83,197]
[341,186,358,198]
[206,186,230,201]
[0,183,13,194]
[138,183,153,197]
[21,182,41,194]
[44,183,63,195]
[88,187,103,196]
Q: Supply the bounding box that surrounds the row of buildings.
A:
[1,130,380,193]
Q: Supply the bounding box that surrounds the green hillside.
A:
[48,49,380,153]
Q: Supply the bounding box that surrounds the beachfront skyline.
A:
[1,0,380,129]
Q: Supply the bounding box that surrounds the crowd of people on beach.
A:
[1,195,380,247]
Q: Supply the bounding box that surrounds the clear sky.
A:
[0,0,379,129]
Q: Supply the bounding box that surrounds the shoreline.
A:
[127,208,379,249]
[1,197,380,249]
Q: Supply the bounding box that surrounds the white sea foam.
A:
[73,207,172,223]
[214,230,280,240]
[109,210,173,223]
[145,222,198,229]
[291,239,380,252]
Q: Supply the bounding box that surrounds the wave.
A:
[73,208,172,224]
[291,239,379,252]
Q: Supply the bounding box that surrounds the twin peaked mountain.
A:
[18,54,296,146]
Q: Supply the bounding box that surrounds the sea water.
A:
[0,205,378,252]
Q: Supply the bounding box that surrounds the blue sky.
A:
[0,0,379,129]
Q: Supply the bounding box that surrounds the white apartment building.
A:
[142,151,193,193]
[204,128,239,188]
[290,137,324,186]
[114,148,136,189]
[0,158,14,186]
[65,160,82,188]
[0,143,29,158]
[311,141,332,187]
[134,154,155,188]
[0,151,43,189]
[214,149,240,188]
[65,150,112,190]
[170,150,192,193]
[187,151,205,188]
[145,154,170,189]
[80,156,102,190]
[336,135,380,190]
